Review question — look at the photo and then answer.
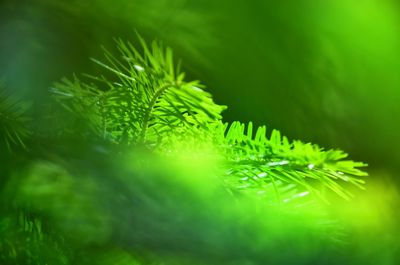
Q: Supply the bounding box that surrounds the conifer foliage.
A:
[51,35,367,201]
[0,83,30,151]
[0,35,368,265]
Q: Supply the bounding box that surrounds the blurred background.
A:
[1,0,399,263]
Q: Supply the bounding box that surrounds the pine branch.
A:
[51,35,226,146]
[50,35,367,202]
[2,34,368,263]
[221,122,367,201]
[0,212,69,264]
[0,83,30,151]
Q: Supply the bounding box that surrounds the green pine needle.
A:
[221,121,367,202]
[51,35,226,146]
[0,84,30,151]
[50,35,367,202]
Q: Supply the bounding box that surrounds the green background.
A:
[1,1,399,263]
[1,0,399,171]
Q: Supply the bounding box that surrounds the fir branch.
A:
[0,84,30,151]
[0,212,70,264]
[138,82,176,143]
[221,121,367,201]
[51,35,226,146]
[50,35,367,202]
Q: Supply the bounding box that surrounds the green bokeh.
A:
[1,0,399,170]
[1,0,399,264]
